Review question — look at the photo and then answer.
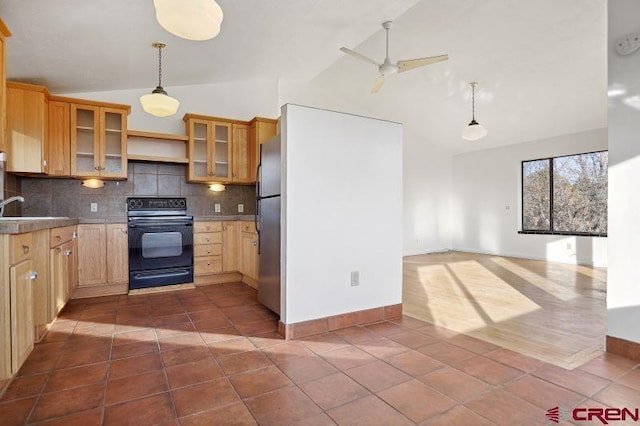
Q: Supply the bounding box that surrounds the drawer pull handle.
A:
[22,245,30,255]
[207,262,211,266]
[29,271,38,280]
[56,235,62,242]
[207,251,211,254]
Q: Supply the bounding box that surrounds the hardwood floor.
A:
[403,251,607,369]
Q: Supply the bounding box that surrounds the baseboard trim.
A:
[606,335,640,362]
[278,303,403,340]
[70,282,128,299]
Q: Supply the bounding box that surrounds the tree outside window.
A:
[522,151,607,236]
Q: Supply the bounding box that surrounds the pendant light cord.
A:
[471,83,476,121]
[157,46,163,88]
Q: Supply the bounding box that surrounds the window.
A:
[521,150,607,236]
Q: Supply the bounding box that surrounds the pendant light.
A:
[461,82,487,141]
[154,0,224,41]
[140,42,180,118]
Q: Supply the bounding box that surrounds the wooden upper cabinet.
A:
[232,123,253,183]
[248,117,277,182]
[0,20,10,154]
[186,115,233,183]
[5,82,49,174]
[48,100,71,176]
[70,104,127,178]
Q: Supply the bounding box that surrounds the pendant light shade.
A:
[154,0,224,41]
[140,42,180,118]
[461,82,487,141]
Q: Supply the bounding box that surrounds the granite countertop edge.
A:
[1,215,256,234]
[0,218,80,235]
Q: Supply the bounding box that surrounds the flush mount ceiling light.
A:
[140,42,180,118]
[461,82,487,141]
[82,179,105,189]
[209,183,226,192]
[154,0,224,41]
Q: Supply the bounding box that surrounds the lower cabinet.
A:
[194,222,223,277]
[239,224,259,286]
[194,220,258,287]
[76,224,128,298]
[49,226,77,320]
[10,259,35,374]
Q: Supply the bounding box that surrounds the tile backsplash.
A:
[18,162,256,220]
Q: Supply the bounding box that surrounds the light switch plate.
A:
[214,204,221,213]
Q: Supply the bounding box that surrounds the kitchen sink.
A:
[0,216,70,221]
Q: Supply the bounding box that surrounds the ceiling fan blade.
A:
[340,47,379,66]
[397,54,449,73]
[371,75,384,93]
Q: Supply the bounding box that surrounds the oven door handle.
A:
[129,221,193,228]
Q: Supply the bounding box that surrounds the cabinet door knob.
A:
[29,271,38,280]
[22,245,30,255]
[65,250,72,257]
[207,262,211,266]
[252,240,257,246]
[56,235,62,242]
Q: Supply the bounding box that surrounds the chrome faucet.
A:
[0,196,25,217]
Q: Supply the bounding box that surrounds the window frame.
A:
[519,149,608,238]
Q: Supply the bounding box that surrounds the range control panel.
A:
[127,197,187,211]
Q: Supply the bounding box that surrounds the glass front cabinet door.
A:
[70,104,127,178]
[187,118,232,183]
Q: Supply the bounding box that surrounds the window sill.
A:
[518,230,607,238]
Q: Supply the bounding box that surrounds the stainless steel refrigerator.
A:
[256,135,281,315]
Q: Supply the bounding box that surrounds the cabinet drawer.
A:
[50,226,76,248]
[195,256,222,275]
[194,232,222,245]
[194,243,222,257]
[10,233,33,265]
[241,222,256,234]
[195,222,223,233]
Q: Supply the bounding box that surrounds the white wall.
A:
[607,0,640,343]
[452,128,608,267]
[279,79,453,256]
[282,104,403,324]
[61,78,280,135]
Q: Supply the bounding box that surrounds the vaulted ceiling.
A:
[1,0,607,153]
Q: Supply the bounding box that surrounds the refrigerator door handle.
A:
[255,162,261,254]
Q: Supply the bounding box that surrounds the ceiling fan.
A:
[340,21,449,93]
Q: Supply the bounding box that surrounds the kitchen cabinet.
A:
[5,82,49,174]
[47,100,71,176]
[29,230,50,327]
[232,123,254,183]
[0,19,10,153]
[248,117,278,180]
[222,221,239,272]
[10,259,34,373]
[194,222,223,276]
[0,231,40,378]
[239,222,259,287]
[76,224,128,298]
[71,104,128,178]
[49,226,76,319]
[186,116,232,183]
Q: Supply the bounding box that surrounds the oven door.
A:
[128,217,194,272]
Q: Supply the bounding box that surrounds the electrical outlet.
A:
[505,205,511,210]
[90,203,98,212]
[214,204,221,213]
[238,204,244,213]
[566,242,572,250]
[351,271,359,287]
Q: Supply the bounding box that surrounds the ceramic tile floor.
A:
[1,282,640,425]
